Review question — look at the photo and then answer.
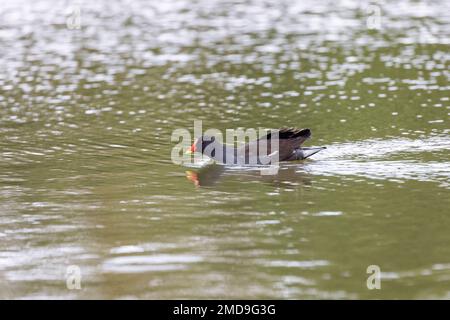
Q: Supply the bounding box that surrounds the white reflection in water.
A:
[102,254,203,273]
[313,135,450,160]
[262,260,330,268]
[302,136,450,187]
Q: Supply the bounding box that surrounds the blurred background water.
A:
[0,0,449,299]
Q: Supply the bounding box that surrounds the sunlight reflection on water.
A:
[0,0,449,299]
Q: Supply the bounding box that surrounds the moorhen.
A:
[187,128,325,165]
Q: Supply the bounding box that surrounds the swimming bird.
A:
[186,128,325,165]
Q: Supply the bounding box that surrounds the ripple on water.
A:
[261,260,330,268]
[102,254,203,273]
[295,135,450,188]
[0,0,449,300]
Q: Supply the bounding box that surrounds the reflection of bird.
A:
[185,164,312,188]
[185,170,200,187]
[186,128,325,165]
[185,164,226,187]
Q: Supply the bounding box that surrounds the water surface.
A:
[0,0,449,299]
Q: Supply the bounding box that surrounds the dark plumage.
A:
[262,127,311,140]
[188,127,324,164]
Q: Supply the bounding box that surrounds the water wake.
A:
[302,136,450,187]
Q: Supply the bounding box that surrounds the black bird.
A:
[187,128,325,165]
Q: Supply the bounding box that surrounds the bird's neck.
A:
[204,142,236,164]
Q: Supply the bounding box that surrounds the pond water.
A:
[0,0,449,299]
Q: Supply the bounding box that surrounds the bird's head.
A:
[186,135,216,155]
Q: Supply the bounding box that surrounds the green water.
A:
[0,0,449,299]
